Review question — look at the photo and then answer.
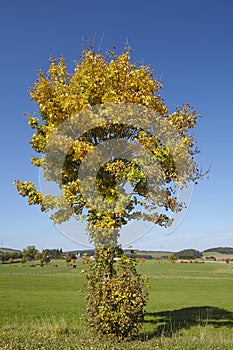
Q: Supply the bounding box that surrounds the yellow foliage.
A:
[15,46,202,247]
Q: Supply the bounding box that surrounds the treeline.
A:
[203,247,233,254]
[21,246,63,261]
[0,246,64,263]
[0,250,22,262]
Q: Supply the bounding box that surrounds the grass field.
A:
[0,259,233,349]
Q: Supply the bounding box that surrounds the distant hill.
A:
[203,247,233,255]
[133,250,172,258]
[0,247,21,253]
[175,249,202,260]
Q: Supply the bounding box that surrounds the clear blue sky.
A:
[1,0,233,252]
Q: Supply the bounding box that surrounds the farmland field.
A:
[0,259,233,349]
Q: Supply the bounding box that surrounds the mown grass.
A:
[0,259,233,349]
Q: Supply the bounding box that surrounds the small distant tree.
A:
[21,256,27,264]
[34,252,40,260]
[22,246,39,261]
[83,252,90,264]
[168,253,176,263]
[66,252,71,266]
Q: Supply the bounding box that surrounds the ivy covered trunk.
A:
[84,246,149,339]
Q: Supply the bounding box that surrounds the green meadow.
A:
[0,260,233,349]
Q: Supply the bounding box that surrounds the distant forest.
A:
[203,247,233,254]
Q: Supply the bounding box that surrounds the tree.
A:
[22,246,39,261]
[41,249,51,265]
[15,46,202,338]
[65,251,71,266]
[168,253,176,263]
[8,257,14,264]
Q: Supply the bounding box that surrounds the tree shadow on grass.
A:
[138,306,233,341]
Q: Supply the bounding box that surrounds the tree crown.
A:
[15,47,202,247]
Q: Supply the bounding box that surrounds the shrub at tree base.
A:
[85,247,149,339]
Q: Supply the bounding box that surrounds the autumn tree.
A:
[8,257,14,264]
[15,46,202,338]
[22,246,39,261]
[65,251,71,266]
[168,253,176,263]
